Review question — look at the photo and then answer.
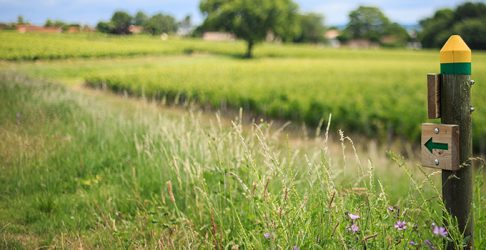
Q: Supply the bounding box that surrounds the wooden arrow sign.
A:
[421,123,460,170]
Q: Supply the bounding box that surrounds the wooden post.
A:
[439,35,473,249]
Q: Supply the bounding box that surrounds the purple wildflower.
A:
[433,225,448,237]
[264,232,271,239]
[387,206,394,212]
[293,246,300,250]
[347,223,359,233]
[409,241,418,246]
[348,213,360,220]
[394,221,407,231]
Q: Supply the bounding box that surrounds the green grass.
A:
[1,72,485,249]
[0,31,241,61]
[2,31,484,150]
[0,31,465,60]
[83,54,486,150]
[1,32,485,248]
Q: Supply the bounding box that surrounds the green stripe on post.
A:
[440,62,472,75]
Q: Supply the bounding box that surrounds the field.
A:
[2,32,485,150]
[1,32,485,248]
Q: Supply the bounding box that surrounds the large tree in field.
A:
[200,0,299,58]
[345,6,390,42]
[111,11,132,35]
[134,11,149,26]
[143,13,177,35]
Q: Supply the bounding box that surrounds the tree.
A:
[17,16,26,25]
[44,19,67,28]
[143,13,177,35]
[134,11,148,26]
[345,6,390,42]
[178,15,192,36]
[293,13,325,43]
[382,22,410,47]
[419,2,486,50]
[453,2,486,22]
[453,18,486,49]
[96,11,133,35]
[418,9,454,48]
[111,11,132,34]
[96,21,113,33]
[45,19,53,27]
[180,15,192,28]
[200,0,300,58]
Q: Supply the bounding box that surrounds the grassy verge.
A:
[83,55,486,150]
[1,72,485,248]
[2,32,485,152]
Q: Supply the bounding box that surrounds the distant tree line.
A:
[44,19,91,32]
[0,16,29,30]
[96,11,187,35]
[419,2,486,50]
[5,1,483,55]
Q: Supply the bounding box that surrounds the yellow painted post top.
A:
[440,35,471,63]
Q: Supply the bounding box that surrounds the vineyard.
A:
[2,32,485,149]
[1,31,486,248]
[83,52,486,148]
[0,31,238,60]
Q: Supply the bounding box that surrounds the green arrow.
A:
[424,138,448,153]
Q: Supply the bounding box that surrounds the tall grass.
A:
[1,72,484,248]
[2,31,485,151]
[83,55,486,151]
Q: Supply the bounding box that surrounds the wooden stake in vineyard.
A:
[422,35,474,249]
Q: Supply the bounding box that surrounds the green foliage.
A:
[110,11,133,35]
[293,13,326,44]
[44,19,79,32]
[78,51,486,148]
[96,21,113,34]
[452,19,486,50]
[143,13,177,35]
[95,10,179,36]
[343,6,408,46]
[17,15,26,24]
[382,22,410,47]
[419,2,486,49]
[345,6,390,42]
[419,9,455,49]
[0,32,245,60]
[44,19,66,28]
[134,11,149,26]
[200,0,300,57]
[1,31,485,151]
[96,11,133,35]
[2,73,484,248]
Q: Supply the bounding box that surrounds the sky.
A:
[0,0,471,26]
